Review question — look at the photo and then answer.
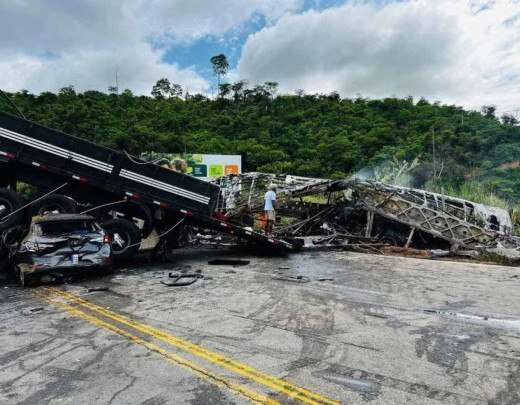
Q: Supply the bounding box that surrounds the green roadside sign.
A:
[192,164,207,177]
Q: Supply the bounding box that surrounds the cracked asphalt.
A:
[1,249,520,404]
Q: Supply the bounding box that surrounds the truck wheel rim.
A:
[112,232,130,253]
[38,203,66,215]
[0,199,14,219]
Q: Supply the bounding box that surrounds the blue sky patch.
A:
[162,12,268,84]
[161,0,351,84]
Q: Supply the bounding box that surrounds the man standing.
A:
[264,185,277,235]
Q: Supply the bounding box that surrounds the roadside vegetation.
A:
[1,77,520,217]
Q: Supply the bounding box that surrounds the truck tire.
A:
[128,200,154,238]
[0,188,26,231]
[380,228,407,246]
[32,194,78,216]
[0,256,11,276]
[102,218,141,261]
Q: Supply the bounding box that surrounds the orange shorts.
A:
[265,210,276,221]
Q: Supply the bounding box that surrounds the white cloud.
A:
[237,0,520,111]
[0,46,207,95]
[0,0,301,94]
[139,0,303,41]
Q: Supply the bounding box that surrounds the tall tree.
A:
[231,80,247,102]
[501,113,519,126]
[210,54,229,96]
[151,78,171,99]
[170,83,183,98]
[264,81,279,100]
[481,105,497,119]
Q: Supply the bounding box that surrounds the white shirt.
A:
[264,190,276,211]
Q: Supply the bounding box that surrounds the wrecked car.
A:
[13,214,112,286]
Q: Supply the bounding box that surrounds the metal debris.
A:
[161,272,203,287]
[216,173,520,261]
[271,274,310,283]
[87,287,110,292]
[208,259,250,266]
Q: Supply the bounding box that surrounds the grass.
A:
[301,194,328,204]
[425,180,520,235]
[426,180,510,209]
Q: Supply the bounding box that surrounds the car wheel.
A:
[0,188,26,231]
[32,194,78,216]
[102,218,141,261]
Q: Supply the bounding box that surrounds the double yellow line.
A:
[35,287,340,405]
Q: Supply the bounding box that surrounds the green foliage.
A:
[1,85,520,205]
[210,54,229,94]
[511,207,520,236]
[372,156,420,186]
[425,181,510,209]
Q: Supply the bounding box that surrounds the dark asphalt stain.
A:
[107,375,137,404]
[139,394,168,405]
[0,343,88,389]
[489,362,520,405]
[442,300,477,311]
[313,365,484,404]
[287,356,322,371]
[188,382,236,405]
[16,366,85,405]
[247,278,336,371]
[318,368,381,401]
[0,336,55,364]
[413,321,486,373]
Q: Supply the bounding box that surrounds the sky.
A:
[1,0,519,112]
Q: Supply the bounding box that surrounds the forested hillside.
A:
[1,83,520,203]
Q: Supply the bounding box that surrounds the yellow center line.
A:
[42,287,340,405]
[33,290,279,405]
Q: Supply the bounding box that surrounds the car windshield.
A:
[36,220,98,237]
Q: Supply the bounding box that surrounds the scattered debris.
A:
[424,309,489,321]
[364,312,388,319]
[380,246,431,258]
[87,286,110,292]
[208,259,250,266]
[22,307,44,315]
[429,249,450,258]
[271,274,310,283]
[161,272,203,287]
[217,173,520,262]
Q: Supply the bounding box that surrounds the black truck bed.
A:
[0,111,219,215]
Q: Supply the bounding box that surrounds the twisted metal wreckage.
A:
[213,172,520,261]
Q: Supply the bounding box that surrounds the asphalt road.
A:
[1,249,520,404]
